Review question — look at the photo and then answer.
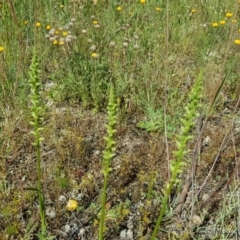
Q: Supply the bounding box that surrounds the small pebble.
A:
[202,136,211,147]
[46,208,56,219]
[126,229,133,239]
[192,215,202,225]
[62,224,71,233]
[120,229,127,239]
[59,195,67,203]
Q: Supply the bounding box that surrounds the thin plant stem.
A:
[164,0,170,183]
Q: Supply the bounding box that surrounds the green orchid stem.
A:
[99,85,117,240]
[151,71,202,240]
[29,50,46,239]
[99,170,108,239]
[36,117,46,237]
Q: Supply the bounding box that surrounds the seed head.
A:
[49,29,55,36]
[109,41,116,47]
[133,44,140,49]
[49,37,56,41]
[90,45,97,51]
[65,37,72,43]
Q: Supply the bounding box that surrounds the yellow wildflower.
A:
[212,22,219,27]
[0,46,4,52]
[62,31,68,37]
[234,39,240,45]
[91,53,99,59]
[117,6,122,11]
[46,25,51,30]
[219,20,226,25]
[66,199,78,211]
[53,40,58,45]
[191,9,197,13]
[24,20,29,25]
[232,19,237,23]
[156,7,161,11]
[140,0,146,3]
[226,12,233,18]
[35,22,41,27]
[60,4,64,8]
[93,20,98,25]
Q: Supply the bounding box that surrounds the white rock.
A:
[120,229,127,239]
[192,215,202,225]
[127,220,134,229]
[59,195,67,203]
[126,229,133,239]
[46,208,56,219]
[62,224,71,233]
[202,136,211,147]
[202,193,210,201]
